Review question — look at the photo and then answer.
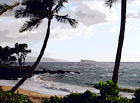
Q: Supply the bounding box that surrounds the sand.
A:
[0,85,61,103]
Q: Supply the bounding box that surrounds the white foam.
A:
[0,75,134,98]
[119,92,134,99]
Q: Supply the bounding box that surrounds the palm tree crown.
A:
[15,0,78,32]
[11,0,78,92]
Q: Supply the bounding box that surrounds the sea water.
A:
[0,62,139,98]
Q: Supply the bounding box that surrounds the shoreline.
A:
[0,85,62,103]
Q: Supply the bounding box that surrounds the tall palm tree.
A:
[106,0,127,83]
[11,0,78,92]
[0,2,20,16]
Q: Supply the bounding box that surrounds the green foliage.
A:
[94,80,119,97]
[0,90,32,103]
[1,80,138,103]
[133,87,140,103]
[41,91,98,103]
[41,96,63,103]
[41,80,132,103]
[63,90,98,103]
[94,80,132,103]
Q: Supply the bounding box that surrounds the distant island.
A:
[80,60,96,63]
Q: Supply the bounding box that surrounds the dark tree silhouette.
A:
[11,0,78,92]
[0,2,20,16]
[14,43,31,66]
[9,56,17,65]
[0,46,11,64]
[0,46,3,64]
[0,43,31,65]
[106,0,127,83]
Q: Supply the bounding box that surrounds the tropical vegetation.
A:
[0,90,32,103]
[41,81,139,103]
[11,0,78,92]
[41,80,139,103]
[1,80,140,103]
[0,0,139,103]
[0,43,31,66]
[0,2,20,16]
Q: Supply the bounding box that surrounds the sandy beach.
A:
[0,85,60,103]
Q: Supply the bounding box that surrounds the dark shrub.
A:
[133,87,140,103]
[0,90,32,103]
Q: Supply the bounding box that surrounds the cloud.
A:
[0,29,28,46]
[127,13,140,19]
[0,30,12,44]
[74,3,107,26]
[50,23,94,40]
[110,26,119,33]
[0,0,118,44]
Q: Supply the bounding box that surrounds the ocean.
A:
[0,62,140,97]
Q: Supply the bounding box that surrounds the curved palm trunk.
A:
[11,19,51,92]
[112,0,127,84]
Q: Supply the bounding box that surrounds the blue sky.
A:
[0,0,140,62]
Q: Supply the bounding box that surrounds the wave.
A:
[31,74,45,82]
[42,84,71,93]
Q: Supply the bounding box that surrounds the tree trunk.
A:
[112,0,127,84]
[10,19,51,92]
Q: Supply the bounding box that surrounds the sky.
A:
[0,0,140,62]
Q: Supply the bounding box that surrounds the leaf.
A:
[53,0,68,13]
[55,14,78,28]
[19,18,43,32]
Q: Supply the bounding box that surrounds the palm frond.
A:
[105,0,117,8]
[19,18,43,32]
[15,7,39,18]
[22,0,53,9]
[55,14,78,28]
[0,2,20,16]
[16,0,52,19]
[53,0,68,13]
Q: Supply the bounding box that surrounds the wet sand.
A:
[0,85,61,103]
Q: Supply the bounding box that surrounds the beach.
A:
[0,84,134,103]
[0,85,60,103]
[0,62,138,102]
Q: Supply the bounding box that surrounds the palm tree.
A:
[0,2,20,16]
[11,0,78,92]
[106,0,127,83]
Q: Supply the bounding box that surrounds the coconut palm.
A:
[11,0,78,92]
[0,2,20,16]
[106,0,127,83]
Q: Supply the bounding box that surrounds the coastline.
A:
[0,85,62,103]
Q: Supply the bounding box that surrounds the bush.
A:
[94,80,132,103]
[41,96,63,103]
[41,80,132,103]
[1,80,139,103]
[41,91,98,103]
[0,90,32,103]
[63,90,98,103]
[94,80,119,97]
[133,87,140,103]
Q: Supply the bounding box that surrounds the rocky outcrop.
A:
[0,64,80,80]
